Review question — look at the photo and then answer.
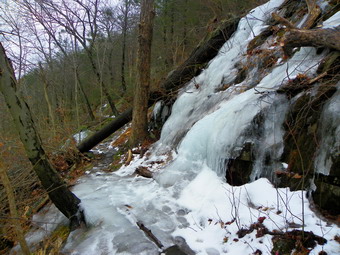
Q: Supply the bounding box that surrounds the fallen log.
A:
[161,16,240,93]
[282,26,340,56]
[77,109,132,153]
[77,17,240,153]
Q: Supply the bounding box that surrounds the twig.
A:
[136,221,164,249]
[272,13,295,29]
[308,72,327,85]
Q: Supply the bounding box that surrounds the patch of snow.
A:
[73,130,91,144]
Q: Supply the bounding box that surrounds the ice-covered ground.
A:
[19,149,340,255]
[13,0,340,254]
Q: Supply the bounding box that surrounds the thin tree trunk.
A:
[0,43,84,228]
[108,48,116,88]
[182,0,188,55]
[75,67,95,121]
[38,63,56,134]
[169,0,175,66]
[121,1,129,95]
[0,159,30,255]
[130,0,155,146]
[163,0,169,68]
[88,50,119,116]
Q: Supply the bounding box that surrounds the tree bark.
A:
[282,26,340,56]
[129,0,155,146]
[0,43,84,228]
[77,17,240,152]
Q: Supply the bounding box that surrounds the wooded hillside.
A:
[0,0,266,252]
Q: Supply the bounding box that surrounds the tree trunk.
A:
[38,63,56,134]
[129,0,155,146]
[78,108,133,153]
[0,43,84,228]
[282,26,340,56]
[77,17,240,152]
[88,50,120,116]
[120,0,129,95]
[169,0,175,66]
[75,67,95,121]
[0,158,30,255]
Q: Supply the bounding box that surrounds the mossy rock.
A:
[280,85,337,190]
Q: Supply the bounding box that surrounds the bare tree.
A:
[21,0,119,115]
[117,0,136,95]
[13,0,96,121]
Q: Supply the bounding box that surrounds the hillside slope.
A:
[11,0,340,254]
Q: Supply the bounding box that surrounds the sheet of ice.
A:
[10,204,68,253]
[314,84,340,175]
[158,0,285,149]
[322,11,340,28]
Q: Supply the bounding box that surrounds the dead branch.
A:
[302,0,321,29]
[136,221,164,249]
[282,27,340,56]
[272,13,294,29]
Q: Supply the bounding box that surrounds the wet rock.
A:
[313,173,340,215]
[280,84,337,191]
[226,143,254,186]
[162,245,188,255]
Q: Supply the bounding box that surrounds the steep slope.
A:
[11,0,340,254]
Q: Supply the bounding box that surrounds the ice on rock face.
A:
[159,0,285,150]
[314,85,340,175]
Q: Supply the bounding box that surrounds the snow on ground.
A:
[17,149,340,255]
[12,0,340,254]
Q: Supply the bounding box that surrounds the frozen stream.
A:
[19,140,340,255]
